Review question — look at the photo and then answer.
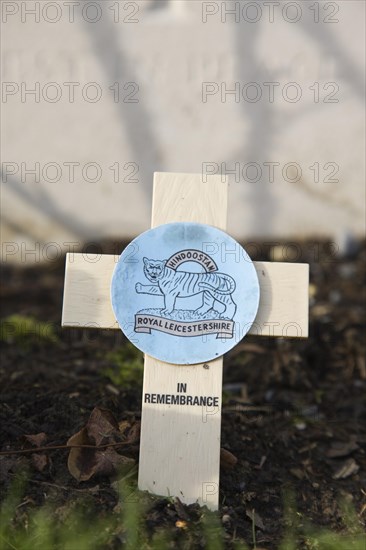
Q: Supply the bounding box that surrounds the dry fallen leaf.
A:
[67,407,136,481]
[290,468,305,480]
[333,458,359,480]
[67,434,134,481]
[67,427,92,481]
[23,433,49,471]
[93,447,134,478]
[86,408,120,446]
[220,448,238,470]
[31,453,48,472]
[24,433,47,447]
[326,437,359,458]
[125,421,140,444]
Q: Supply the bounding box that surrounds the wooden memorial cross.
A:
[62,172,309,510]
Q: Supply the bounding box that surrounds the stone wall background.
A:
[1,0,365,263]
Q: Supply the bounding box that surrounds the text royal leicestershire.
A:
[135,315,234,338]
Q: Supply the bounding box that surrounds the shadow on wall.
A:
[233,2,364,235]
[83,5,163,201]
[234,18,277,236]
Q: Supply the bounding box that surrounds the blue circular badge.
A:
[111,223,260,365]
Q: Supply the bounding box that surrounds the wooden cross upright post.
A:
[62,172,309,510]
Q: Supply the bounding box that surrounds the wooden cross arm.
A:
[62,254,309,338]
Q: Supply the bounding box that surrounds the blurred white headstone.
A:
[1,0,365,263]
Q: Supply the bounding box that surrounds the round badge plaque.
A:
[111,222,260,365]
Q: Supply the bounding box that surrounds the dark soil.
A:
[1,240,365,549]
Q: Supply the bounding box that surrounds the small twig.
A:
[252,508,257,549]
[223,405,272,413]
[20,477,104,494]
[0,441,134,457]
[8,471,137,494]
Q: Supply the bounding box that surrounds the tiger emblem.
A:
[135,257,237,319]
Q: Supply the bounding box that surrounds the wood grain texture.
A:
[62,258,309,337]
[140,173,228,510]
[151,172,228,229]
[139,357,222,508]
[62,253,119,330]
[254,262,309,338]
